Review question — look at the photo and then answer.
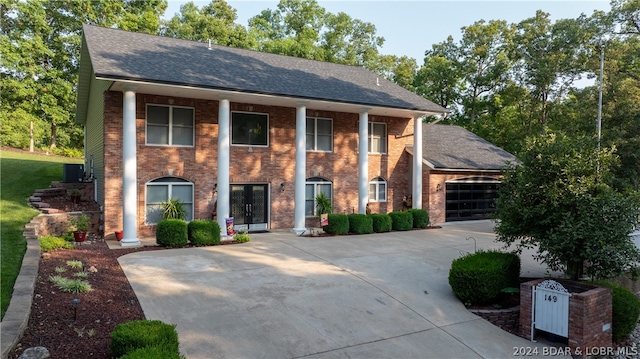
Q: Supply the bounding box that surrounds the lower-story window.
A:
[368,177,387,202]
[145,177,194,224]
[305,177,332,217]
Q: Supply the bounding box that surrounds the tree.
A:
[494,132,640,280]
[162,0,254,48]
[1,0,167,152]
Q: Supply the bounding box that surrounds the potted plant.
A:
[114,230,124,241]
[161,198,187,220]
[69,188,81,204]
[70,214,90,242]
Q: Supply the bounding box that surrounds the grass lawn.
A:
[0,149,82,319]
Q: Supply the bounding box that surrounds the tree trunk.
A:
[29,121,34,152]
[49,120,57,149]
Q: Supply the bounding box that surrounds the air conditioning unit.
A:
[63,164,84,183]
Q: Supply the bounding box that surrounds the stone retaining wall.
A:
[470,306,520,335]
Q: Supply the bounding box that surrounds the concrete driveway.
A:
[118,220,557,358]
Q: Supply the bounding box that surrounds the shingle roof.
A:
[81,24,447,114]
[422,125,517,170]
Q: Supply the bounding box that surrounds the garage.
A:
[445,177,501,221]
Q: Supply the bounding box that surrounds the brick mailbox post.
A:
[520,279,612,352]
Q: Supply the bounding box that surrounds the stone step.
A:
[42,208,62,214]
[29,196,42,202]
[31,202,51,209]
[34,188,66,197]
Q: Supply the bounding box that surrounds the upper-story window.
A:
[368,122,387,154]
[231,112,268,146]
[306,117,333,152]
[146,105,194,146]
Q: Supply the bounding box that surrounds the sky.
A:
[163,0,612,63]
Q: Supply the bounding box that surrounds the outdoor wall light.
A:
[280,183,285,192]
[436,184,442,192]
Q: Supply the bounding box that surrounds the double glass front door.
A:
[230,184,268,231]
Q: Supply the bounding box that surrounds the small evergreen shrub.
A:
[408,208,429,228]
[370,213,392,233]
[39,235,75,251]
[188,220,221,246]
[348,214,373,234]
[596,281,640,342]
[234,231,250,243]
[388,211,413,231]
[448,250,521,306]
[120,345,185,359]
[156,219,188,248]
[110,320,180,359]
[322,214,349,235]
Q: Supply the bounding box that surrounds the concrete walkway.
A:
[118,221,563,358]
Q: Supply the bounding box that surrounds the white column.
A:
[217,98,231,237]
[412,116,423,209]
[358,110,369,214]
[293,105,307,234]
[121,85,141,247]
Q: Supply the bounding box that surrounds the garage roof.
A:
[421,125,518,171]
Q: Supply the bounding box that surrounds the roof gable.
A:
[422,125,517,170]
[81,24,447,114]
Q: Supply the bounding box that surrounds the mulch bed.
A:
[9,239,166,359]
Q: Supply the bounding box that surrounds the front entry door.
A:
[230,184,269,231]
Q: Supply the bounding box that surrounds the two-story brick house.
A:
[76,25,448,246]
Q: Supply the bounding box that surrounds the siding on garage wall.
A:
[84,78,112,207]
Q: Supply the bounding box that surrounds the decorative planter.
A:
[70,194,81,204]
[74,231,87,242]
[115,230,123,241]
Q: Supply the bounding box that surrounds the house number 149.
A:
[545,294,558,302]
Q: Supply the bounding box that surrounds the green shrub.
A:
[596,281,640,342]
[348,214,373,234]
[234,231,250,243]
[388,211,413,231]
[110,320,180,359]
[408,209,429,228]
[188,220,221,246]
[156,219,188,248]
[370,213,392,233]
[120,345,185,359]
[448,250,521,306]
[322,214,349,235]
[39,235,75,251]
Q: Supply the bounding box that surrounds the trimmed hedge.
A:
[370,213,392,233]
[408,208,429,228]
[388,211,413,231]
[448,250,521,306]
[121,345,185,359]
[323,214,349,235]
[110,320,180,358]
[596,281,640,342]
[156,219,188,248]
[348,214,373,234]
[188,220,221,246]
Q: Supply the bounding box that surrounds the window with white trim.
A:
[231,111,268,146]
[146,105,194,146]
[305,177,332,217]
[306,117,333,152]
[368,122,387,154]
[145,177,194,224]
[369,177,387,202]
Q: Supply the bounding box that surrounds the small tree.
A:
[494,132,640,280]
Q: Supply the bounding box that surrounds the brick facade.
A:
[101,91,415,237]
[520,279,612,352]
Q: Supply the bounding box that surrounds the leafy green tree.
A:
[413,36,462,111]
[162,0,254,48]
[1,0,166,152]
[494,132,640,280]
